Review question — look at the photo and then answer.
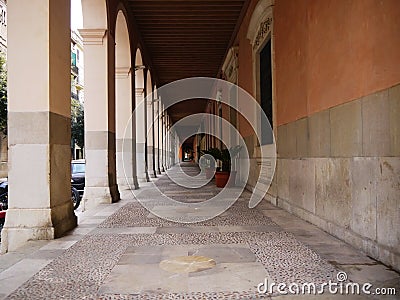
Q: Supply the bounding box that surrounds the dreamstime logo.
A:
[121,77,276,223]
[257,271,397,296]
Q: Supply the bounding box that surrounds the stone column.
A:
[146,97,155,178]
[143,70,150,182]
[159,105,164,172]
[209,112,212,148]
[167,115,171,168]
[147,91,155,178]
[171,130,175,165]
[136,88,149,182]
[175,132,179,164]
[153,93,159,176]
[146,88,154,178]
[158,101,163,173]
[79,28,120,208]
[165,113,169,169]
[212,103,216,148]
[164,114,167,169]
[211,104,214,148]
[162,109,166,171]
[1,0,77,252]
[115,67,136,188]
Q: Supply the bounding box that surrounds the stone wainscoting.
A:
[251,83,400,271]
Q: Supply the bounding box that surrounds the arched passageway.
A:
[115,10,137,189]
[80,0,120,208]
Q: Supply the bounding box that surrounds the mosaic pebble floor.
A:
[4,232,337,299]
[3,163,397,299]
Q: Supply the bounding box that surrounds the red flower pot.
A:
[215,171,230,188]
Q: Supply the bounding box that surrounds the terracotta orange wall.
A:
[275,0,400,125]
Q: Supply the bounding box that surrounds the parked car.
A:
[0,180,6,233]
[71,159,85,208]
[0,180,8,211]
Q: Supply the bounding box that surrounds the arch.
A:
[80,0,121,205]
[146,70,153,96]
[115,10,134,187]
[135,48,145,89]
[115,10,131,70]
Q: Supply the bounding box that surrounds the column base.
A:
[1,206,77,253]
[82,184,120,211]
[137,174,150,183]
[133,177,139,189]
[1,227,53,254]
[146,171,150,182]
[117,177,136,189]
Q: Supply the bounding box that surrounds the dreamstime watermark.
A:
[257,271,397,296]
[121,77,277,223]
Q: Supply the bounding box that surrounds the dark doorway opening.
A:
[260,39,273,145]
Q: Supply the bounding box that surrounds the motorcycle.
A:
[71,185,81,210]
[0,180,81,212]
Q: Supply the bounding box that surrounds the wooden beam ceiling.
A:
[127,0,248,123]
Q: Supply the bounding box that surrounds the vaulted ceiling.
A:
[127,0,249,123]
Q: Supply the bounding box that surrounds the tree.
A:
[0,54,7,136]
[71,98,84,149]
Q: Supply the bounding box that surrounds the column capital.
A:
[78,29,107,45]
[136,88,144,97]
[116,67,131,79]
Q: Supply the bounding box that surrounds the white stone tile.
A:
[0,259,50,296]
[39,240,77,250]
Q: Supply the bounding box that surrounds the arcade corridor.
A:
[0,163,398,299]
[0,0,399,298]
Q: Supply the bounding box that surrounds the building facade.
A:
[0,0,5,53]
[71,29,85,159]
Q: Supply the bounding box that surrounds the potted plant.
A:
[200,148,220,179]
[213,146,242,188]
